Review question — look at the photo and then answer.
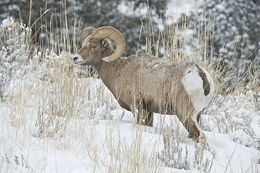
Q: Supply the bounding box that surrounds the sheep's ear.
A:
[101,39,110,48]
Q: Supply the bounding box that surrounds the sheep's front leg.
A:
[136,108,147,125]
[129,103,146,126]
[131,99,153,127]
[146,112,153,127]
[136,109,153,127]
[139,111,153,127]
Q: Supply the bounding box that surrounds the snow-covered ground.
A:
[0,19,259,173]
[0,76,259,173]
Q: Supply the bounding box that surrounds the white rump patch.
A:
[181,65,214,116]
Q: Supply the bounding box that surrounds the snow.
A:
[117,1,147,18]
[1,18,15,28]
[0,18,259,173]
[166,0,204,24]
[0,75,259,172]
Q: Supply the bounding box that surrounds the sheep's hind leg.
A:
[180,115,204,142]
[187,120,204,141]
[196,111,202,125]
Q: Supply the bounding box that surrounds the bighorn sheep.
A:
[73,26,214,141]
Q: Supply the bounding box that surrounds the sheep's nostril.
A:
[73,56,79,62]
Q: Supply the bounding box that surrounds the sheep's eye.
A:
[91,45,97,49]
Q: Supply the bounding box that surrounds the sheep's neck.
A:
[94,49,120,91]
[95,63,119,97]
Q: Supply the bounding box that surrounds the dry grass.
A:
[1,1,259,173]
[141,4,259,171]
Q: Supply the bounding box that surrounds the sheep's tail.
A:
[181,65,214,114]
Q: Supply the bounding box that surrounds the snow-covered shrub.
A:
[0,18,95,137]
[158,126,214,172]
[0,18,122,138]
[201,90,260,148]
[0,18,90,101]
[0,18,33,100]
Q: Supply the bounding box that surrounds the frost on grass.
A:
[201,91,260,148]
[0,18,91,101]
[158,125,214,172]
[0,19,259,172]
[0,18,98,138]
[0,18,33,100]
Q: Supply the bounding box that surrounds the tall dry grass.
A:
[141,3,259,171]
[1,1,259,172]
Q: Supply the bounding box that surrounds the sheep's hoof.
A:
[189,132,207,144]
[188,134,199,141]
[197,134,208,149]
[198,133,207,146]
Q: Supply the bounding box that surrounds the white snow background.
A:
[0,9,260,173]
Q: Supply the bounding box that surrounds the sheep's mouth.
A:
[73,61,83,65]
[74,60,86,65]
[72,54,85,65]
[73,61,85,66]
[79,60,88,66]
[73,61,80,64]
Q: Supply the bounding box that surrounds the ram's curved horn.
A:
[92,26,125,62]
[82,27,95,41]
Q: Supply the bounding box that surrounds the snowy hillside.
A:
[0,19,259,173]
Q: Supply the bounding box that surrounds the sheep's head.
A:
[73,26,125,66]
